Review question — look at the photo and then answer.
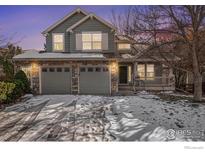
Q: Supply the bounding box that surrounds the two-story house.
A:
[13,8,175,95]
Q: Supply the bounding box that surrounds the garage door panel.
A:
[41,68,71,94]
[79,67,110,94]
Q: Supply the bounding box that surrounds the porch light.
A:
[110,62,118,75]
[31,62,39,76]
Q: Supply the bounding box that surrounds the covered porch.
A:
[118,60,175,92]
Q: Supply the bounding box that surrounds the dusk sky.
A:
[0,5,131,50]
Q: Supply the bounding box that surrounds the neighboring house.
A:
[13,8,175,95]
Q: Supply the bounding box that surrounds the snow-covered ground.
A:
[0,92,205,141]
[105,91,205,141]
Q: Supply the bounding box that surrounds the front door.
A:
[119,66,128,84]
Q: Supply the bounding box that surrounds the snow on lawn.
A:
[105,91,205,141]
[1,93,205,141]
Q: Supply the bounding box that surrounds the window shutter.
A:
[76,33,82,50]
[102,33,108,50]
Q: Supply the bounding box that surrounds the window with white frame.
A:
[146,64,155,80]
[137,64,145,80]
[82,32,102,50]
[137,64,155,80]
[118,43,131,50]
[53,34,64,51]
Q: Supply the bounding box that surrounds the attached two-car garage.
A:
[40,66,110,95]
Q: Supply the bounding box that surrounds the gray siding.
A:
[70,18,115,53]
[46,12,86,52]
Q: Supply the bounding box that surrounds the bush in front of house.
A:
[14,70,31,93]
[0,82,16,103]
[12,79,25,99]
[0,70,31,104]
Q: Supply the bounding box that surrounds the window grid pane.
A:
[82,33,102,50]
[146,64,155,80]
[53,34,63,51]
[83,42,92,50]
[137,64,145,80]
[82,34,92,41]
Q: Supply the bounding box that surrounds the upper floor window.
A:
[82,32,102,50]
[53,33,64,51]
[118,43,131,50]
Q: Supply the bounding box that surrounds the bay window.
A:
[53,33,64,51]
[82,32,102,50]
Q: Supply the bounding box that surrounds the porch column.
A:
[133,62,138,81]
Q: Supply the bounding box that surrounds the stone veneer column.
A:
[31,63,40,94]
[110,61,118,94]
[71,64,79,94]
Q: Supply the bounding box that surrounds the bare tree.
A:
[111,6,205,101]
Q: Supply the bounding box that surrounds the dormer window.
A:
[82,32,102,50]
[52,33,64,51]
[118,43,131,50]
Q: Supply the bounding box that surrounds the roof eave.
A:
[66,14,116,32]
[13,58,113,62]
[42,8,88,35]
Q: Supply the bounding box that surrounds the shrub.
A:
[12,79,25,99]
[0,82,16,103]
[14,70,30,93]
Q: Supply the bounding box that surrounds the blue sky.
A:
[0,5,131,50]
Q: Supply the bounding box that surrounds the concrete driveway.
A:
[0,95,112,141]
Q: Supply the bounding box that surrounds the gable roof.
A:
[66,13,116,32]
[42,8,88,35]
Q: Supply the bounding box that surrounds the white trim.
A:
[42,8,88,35]
[52,33,65,52]
[66,13,116,32]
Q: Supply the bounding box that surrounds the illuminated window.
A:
[118,43,131,50]
[146,64,155,80]
[137,64,155,80]
[82,32,102,50]
[137,64,145,80]
[53,34,64,51]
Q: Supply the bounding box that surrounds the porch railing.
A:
[133,76,175,90]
